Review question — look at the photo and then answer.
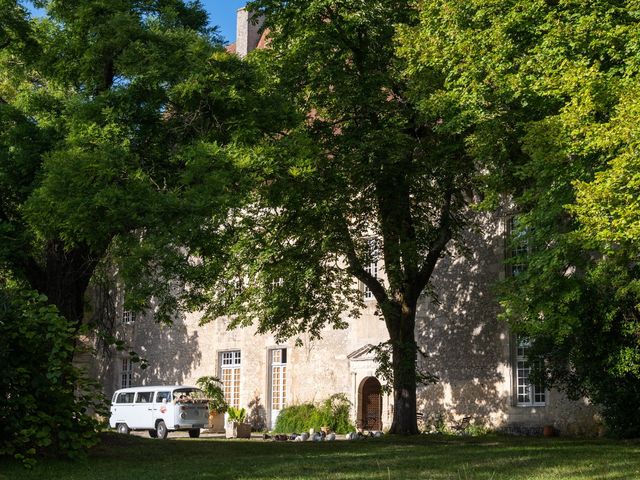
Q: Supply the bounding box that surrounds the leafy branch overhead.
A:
[401,0,640,437]
[0,0,289,460]
[199,0,506,434]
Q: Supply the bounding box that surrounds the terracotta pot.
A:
[208,412,225,433]
[543,425,556,437]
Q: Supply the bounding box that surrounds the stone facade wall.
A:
[91,211,599,435]
[413,213,599,435]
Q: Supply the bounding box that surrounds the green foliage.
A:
[0,284,106,465]
[462,423,491,437]
[571,79,640,250]
[0,2,274,461]
[195,376,227,413]
[273,394,355,434]
[0,0,267,328]
[226,406,247,423]
[0,1,37,56]
[196,0,510,434]
[404,0,640,437]
[505,255,640,437]
[273,403,316,434]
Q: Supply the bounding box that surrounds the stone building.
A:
[86,8,599,436]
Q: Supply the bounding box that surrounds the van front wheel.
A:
[188,429,200,438]
[117,423,130,435]
[156,420,168,439]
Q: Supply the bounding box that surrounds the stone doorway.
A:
[359,377,382,431]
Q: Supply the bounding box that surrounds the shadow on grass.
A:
[1,433,639,480]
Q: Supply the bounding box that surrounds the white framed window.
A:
[515,338,545,406]
[269,348,287,429]
[270,348,287,411]
[507,217,529,276]
[122,310,135,325]
[266,277,284,294]
[121,358,133,388]
[362,239,379,301]
[220,350,241,409]
[363,261,378,300]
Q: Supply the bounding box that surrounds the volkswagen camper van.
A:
[109,385,209,439]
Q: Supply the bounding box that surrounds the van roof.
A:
[113,385,199,393]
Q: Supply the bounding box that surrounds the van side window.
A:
[116,392,135,403]
[135,392,154,403]
[156,391,171,403]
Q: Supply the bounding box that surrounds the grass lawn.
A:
[1,433,639,480]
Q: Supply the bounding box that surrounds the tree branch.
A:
[414,186,454,297]
[337,216,388,304]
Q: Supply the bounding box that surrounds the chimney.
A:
[236,7,264,58]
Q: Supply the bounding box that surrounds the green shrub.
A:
[196,376,227,413]
[227,406,247,423]
[463,423,491,437]
[273,394,354,434]
[0,285,106,466]
[272,403,316,433]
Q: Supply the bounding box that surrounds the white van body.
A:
[109,385,209,439]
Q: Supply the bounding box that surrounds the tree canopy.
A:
[0,0,285,459]
[401,0,640,436]
[0,0,278,326]
[179,0,519,434]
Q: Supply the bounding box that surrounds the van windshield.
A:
[173,388,206,403]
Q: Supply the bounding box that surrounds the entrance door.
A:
[361,377,382,431]
[269,348,287,429]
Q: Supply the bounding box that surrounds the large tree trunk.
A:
[42,240,99,331]
[387,301,419,434]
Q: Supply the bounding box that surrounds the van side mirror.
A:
[162,398,167,404]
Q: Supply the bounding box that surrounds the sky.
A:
[203,0,248,44]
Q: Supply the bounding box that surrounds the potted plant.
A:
[225,406,251,439]
[196,376,228,433]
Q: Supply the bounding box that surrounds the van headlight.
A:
[180,412,187,419]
